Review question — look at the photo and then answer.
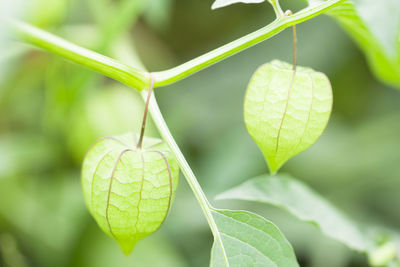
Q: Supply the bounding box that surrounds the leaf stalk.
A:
[137,74,154,149]
[269,0,285,18]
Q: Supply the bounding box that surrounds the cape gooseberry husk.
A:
[81,132,179,255]
[244,60,333,174]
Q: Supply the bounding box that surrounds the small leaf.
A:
[244,60,332,173]
[81,132,179,255]
[210,208,299,267]
[216,174,373,253]
[328,0,400,88]
[211,0,265,10]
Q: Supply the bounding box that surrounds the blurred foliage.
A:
[329,0,400,89]
[1,0,399,266]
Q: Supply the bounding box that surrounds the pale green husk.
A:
[81,132,179,255]
[244,60,333,173]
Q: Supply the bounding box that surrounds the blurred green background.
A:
[0,0,399,266]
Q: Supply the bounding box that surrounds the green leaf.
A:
[210,208,299,267]
[81,132,179,255]
[216,174,373,253]
[244,60,333,174]
[211,0,265,10]
[328,0,400,88]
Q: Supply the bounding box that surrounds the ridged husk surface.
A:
[81,132,179,254]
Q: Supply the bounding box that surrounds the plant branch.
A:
[11,0,344,90]
[11,20,151,91]
[151,0,344,87]
[142,90,225,256]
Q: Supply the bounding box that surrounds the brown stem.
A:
[137,75,154,149]
[284,10,297,71]
[292,24,297,71]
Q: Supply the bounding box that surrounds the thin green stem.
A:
[269,0,285,18]
[151,0,344,87]
[11,0,344,91]
[142,91,226,256]
[143,90,214,215]
[12,20,150,91]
